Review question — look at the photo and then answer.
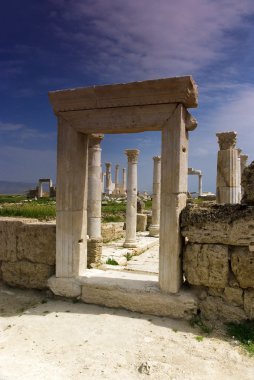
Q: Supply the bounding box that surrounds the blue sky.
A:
[1,0,254,192]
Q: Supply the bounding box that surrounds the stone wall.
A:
[0,218,55,289]
[181,204,254,322]
[0,219,124,289]
[101,222,124,243]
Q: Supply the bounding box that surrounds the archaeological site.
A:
[0,75,253,326]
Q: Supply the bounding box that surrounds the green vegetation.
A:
[226,320,254,355]
[195,335,204,342]
[144,199,152,210]
[102,200,126,223]
[106,257,119,265]
[124,252,133,261]
[0,195,26,203]
[0,201,56,220]
[190,315,213,335]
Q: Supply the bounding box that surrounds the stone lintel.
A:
[49,76,198,113]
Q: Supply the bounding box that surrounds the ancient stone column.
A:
[198,174,202,196]
[115,164,119,193]
[122,168,127,193]
[105,163,112,194]
[149,156,161,237]
[216,132,241,204]
[88,134,103,239]
[87,134,104,267]
[124,149,139,248]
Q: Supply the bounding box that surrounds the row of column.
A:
[88,139,162,247]
[104,163,126,195]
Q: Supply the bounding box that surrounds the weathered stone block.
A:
[87,238,102,267]
[242,161,254,205]
[17,224,56,265]
[183,243,228,288]
[181,204,254,246]
[48,276,81,298]
[200,296,246,322]
[223,287,243,306]
[101,222,124,243]
[2,261,54,289]
[0,220,22,262]
[244,289,254,319]
[231,247,254,288]
[136,213,147,232]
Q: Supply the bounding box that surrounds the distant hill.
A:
[0,181,36,195]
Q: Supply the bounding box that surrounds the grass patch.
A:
[102,215,124,223]
[144,199,152,210]
[190,315,213,335]
[226,320,254,355]
[0,195,27,203]
[0,202,56,220]
[106,257,119,265]
[124,252,133,261]
[195,335,204,342]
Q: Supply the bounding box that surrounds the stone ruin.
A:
[1,75,254,323]
[27,178,56,199]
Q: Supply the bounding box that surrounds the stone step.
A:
[78,270,197,320]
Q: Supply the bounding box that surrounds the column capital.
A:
[89,133,104,147]
[105,162,111,169]
[216,131,237,150]
[153,156,161,162]
[125,149,140,163]
[115,164,119,169]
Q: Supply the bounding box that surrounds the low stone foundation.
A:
[0,218,55,289]
[181,204,254,321]
[0,219,124,289]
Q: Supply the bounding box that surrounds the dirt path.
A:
[0,284,253,380]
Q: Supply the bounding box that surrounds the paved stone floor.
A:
[100,233,159,274]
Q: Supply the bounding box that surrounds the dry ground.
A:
[0,283,253,380]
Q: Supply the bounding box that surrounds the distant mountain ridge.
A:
[0,181,36,195]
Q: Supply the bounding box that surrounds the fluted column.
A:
[105,163,112,194]
[124,149,139,248]
[216,132,240,204]
[122,168,127,193]
[87,134,104,239]
[115,164,119,193]
[149,156,161,237]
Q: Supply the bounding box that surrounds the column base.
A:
[123,240,137,248]
[149,224,160,237]
[87,238,103,268]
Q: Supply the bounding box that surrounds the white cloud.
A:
[0,122,24,132]
[49,0,254,81]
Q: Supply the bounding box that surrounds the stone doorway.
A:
[49,76,198,295]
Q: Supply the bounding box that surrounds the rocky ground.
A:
[0,283,253,380]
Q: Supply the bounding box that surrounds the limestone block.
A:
[136,213,147,232]
[48,276,81,298]
[208,288,224,297]
[223,287,243,306]
[181,204,254,246]
[200,296,246,322]
[183,243,228,288]
[2,261,54,289]
[87,238,102,267]
[17,224,56,265]
[231,247,254,288]
[244,289,254,319]
[80,270,197,320]
[101,222,124,243]
[0,220,22,262]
